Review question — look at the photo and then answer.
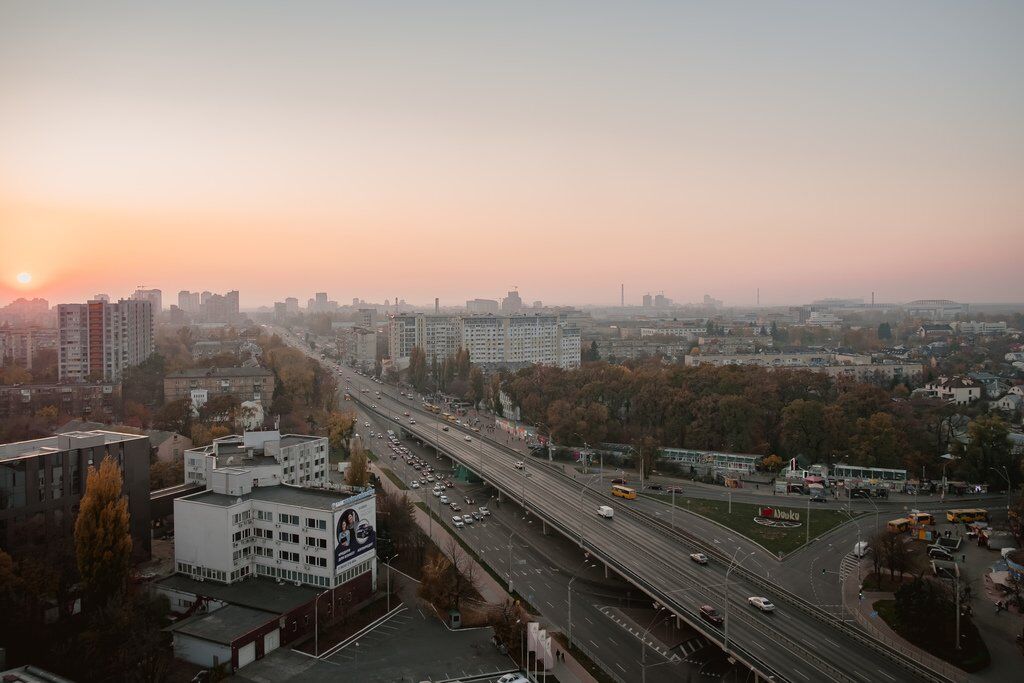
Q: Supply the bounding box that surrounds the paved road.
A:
[358,399,709,682]
[276,327,951,683]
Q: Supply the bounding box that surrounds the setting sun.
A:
[16,272,32,284]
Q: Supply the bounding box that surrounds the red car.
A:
[699,605,724,626]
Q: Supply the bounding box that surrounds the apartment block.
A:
[57,298,154,382]
[164,366,274,409]
[0,382,121,421]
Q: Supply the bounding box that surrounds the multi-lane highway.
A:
[277,328,954,683]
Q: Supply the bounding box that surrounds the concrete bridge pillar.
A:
[541,521,548,535]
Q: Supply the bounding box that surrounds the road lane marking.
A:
[877,670,895,681]
[792,668,809,680]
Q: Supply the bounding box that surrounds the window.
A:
[278,531,299,543]
[305,536,327,549]
[279,513,299,525]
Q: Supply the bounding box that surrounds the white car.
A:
[463,514,474,525]
[440,495,449,504]
[464,435,472,442]
[748,597,775,612]
[478,506,490,516]
[513,461,525,470]
[410,482,420,489]
[433,489,441,497]
[452,516,464,528]
[364,421,370,427]
[689,553,708,565]
[497,675,529,683]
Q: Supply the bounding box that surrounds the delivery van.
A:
[597,505,614,519]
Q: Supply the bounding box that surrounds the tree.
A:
[345,443,370,487]
[760,454,784,472]
[958,415,1015,488]
[153,398,192,435]
[75,456,132,610]
[636,436,660,478]
[468,367,486,407]
[149,460,183,491]
[327,411,356,456]
[489,598,528,662]
[409,347,428,392]
[780,399,828,461]
[878,322,893,340]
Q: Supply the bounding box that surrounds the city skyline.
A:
[3,2,1023,306]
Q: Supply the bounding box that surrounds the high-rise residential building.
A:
[388,313,579,369]
[195,290,241,323]
[357,308,377,328]
[501,289,523,313]
[178,290,202,313]
[0,327,55,369]
[466,298,500,314]
[0,429,152,560]
[274,302,288,320]
[132,288,163,313]
[285,297,300,314]
[57,298,154,382]
[0,298,52,327]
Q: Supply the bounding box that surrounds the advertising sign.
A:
[335,495,377,571]
[754,507,801,528]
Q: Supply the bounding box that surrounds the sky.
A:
[1,1,1022,309]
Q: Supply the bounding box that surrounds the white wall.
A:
[174,498,237,578]
[173,633,231,670]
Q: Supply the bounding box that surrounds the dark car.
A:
[647,484,664,491]
[611,478,628,485]
[810,495,827,503]
[699,605,724,625]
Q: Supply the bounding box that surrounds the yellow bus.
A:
[611,484,637,500]
[887,518,912,534]
[424,404,440,414]
[946,508,988,524]
[908,512,934,526]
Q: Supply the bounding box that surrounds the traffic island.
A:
[640,493,863,555]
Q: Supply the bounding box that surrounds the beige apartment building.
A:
[164,367,274,408]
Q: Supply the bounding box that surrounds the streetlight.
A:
[313,588,330,657]
[567,556,595,650]
[990,465,1011,512]
[640,604,668,683]
[940,453,958,501]
[723,548,755,656]
[384,553,398,612]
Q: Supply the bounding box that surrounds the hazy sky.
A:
[2,1,1022,308]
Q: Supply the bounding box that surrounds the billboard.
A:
[334,494,377,571]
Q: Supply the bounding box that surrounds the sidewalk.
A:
[372,461,599,683]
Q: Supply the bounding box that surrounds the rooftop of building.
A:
[0,429,148,462]
[55,419,187,448]
[165,366,272,379]
[158,573,320,615]
[181,482,365,511]
[166,603,277,644]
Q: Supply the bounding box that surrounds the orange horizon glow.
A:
[2,3,1022,309]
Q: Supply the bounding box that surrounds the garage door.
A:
[263,629,280,654]
[237,641,256,669]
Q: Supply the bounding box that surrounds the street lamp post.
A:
[384,553,398,612]
[567,558,594,650]
[990,466,1011,512]
[723,548,755,656]
[313,588,329,657]
[640,604,667,683]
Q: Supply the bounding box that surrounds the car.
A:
[427,476,435,482]
[611,478,628,485]
[928,546,954,561]
[463,514,474,525]
[496,674,529,683]
[364,421,370,427]
[440,495,449,504]
[410,482,420,489]
[404,411,410,416]
[442,426,450,431]
[478,506,491,516]
[371,404,377,409]
[419,478,428,485]
[464,435,472,442]
[464,496,475,505]
[452,516,464,528]
[699,605,724,625]
[664,486,684,494]
[810,495,827,503]
[433,489,441,497]
[748,597,775,612]
[450,503,462,512]
[514,461,525,469]
[647,484,663,491]
[689,553,708,565]
[446,481,455,488]
[409,419,417,425]
[472,512,482,521]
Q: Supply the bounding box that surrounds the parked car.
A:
[928,546,954,561]
[496,674,529,683]
[699,605,724,625]
[410,482,420,489]
[689,553,708,565]
[452,516,464,528]
[748,597,775,612]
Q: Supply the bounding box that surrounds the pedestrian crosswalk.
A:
[839,552,860,583]
[597,605,682,662]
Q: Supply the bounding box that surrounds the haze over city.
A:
[3,1,1023,307]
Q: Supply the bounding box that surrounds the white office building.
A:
[173,469,377,592]
[184,431,329,489]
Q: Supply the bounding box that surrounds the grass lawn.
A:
[874,599,990,672]
[641,493,862,555]
[379,466,408,490]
